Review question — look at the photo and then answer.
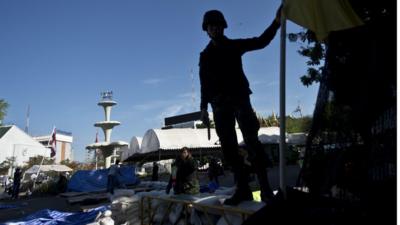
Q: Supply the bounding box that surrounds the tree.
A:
[257,113,312,133]
[60,159,80,171]
[288,30,325,87]
[286,116,312,133]
[258,113,279,127]
[0,157,15,175]
[0,99,9,125]
[22,155,55,172]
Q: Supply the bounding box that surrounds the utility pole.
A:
[25,104,30,134]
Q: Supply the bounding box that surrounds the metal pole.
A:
[279,2,287,198]
[33,155,45,189]
[10,144,16,177]
[95,150,98,170]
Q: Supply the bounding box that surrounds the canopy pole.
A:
[279,2,287,198]
[33,155,45,189]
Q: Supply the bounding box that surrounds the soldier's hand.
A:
[200,109,210,127]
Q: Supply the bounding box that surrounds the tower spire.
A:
[292,101,303,118]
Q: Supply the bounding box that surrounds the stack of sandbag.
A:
[136,190,171,224]
[108,189,135,202]
[137,181,168,190]
[216,201,265,225]
[190,194,237,225]
[110,195,141,225]
[87,210,115,225]
[213,186,235,196]
[108,189,170,225]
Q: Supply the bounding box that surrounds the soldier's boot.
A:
[224,186,253,205]
[224,168,253,205]
[256,169,274,203]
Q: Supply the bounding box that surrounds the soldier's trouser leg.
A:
[236,96,274,201]
[212,103,252,205]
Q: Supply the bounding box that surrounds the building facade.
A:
[34,130,74,163]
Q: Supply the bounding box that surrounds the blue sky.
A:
[1,0,319,162]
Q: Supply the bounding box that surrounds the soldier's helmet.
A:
[202,10,227,31]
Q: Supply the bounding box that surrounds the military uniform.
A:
[199,19,280,204]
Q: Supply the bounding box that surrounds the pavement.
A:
[0,164,300,223]
[0,194,82,223]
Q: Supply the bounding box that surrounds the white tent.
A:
[237,127,281,145]
[0,125,50,169]
[130,136,142,154]
[25,164,73,174]
[140,128,220,154]
[121,136,142,161]
[139,127,304,154]
[121,147,132,161]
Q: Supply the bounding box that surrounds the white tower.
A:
[86,91,128,168]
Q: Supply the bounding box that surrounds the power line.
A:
[190,69,196,111]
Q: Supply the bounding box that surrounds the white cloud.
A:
[133,100,169,110]
[177,92,193,98]
[157,105,184,121]
[142,78,164,85]
[132,93,198,127]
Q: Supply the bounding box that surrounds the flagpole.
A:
[279,1,287,198]
[95,130,98,170]
[33,126,55,189]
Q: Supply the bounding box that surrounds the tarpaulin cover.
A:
[67,166,140,192]
[0,204,22,210]
[4,205,108,225]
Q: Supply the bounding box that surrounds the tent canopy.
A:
[25,164,73,174]
[121,136,143,161]
[140,128,220,154]
[130,136,142,154]
[138,126,304,154]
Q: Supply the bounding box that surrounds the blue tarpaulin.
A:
[0,204,22,210]
[67,166,140,192]
[3,206,108,225]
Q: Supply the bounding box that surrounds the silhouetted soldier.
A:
[208,157,222,186]
[152,162,159,181]
[199,8,281,205]
[107,159,120,195]
[12,167,22,199]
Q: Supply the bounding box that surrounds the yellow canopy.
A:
[284,0,364,41]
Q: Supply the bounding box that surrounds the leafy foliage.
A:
[0,157,15,174]
[286,116,313,133]
[258,114,312,133]
[22,155,55,173]
[288,30,325,86]
[60,159,81,171]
